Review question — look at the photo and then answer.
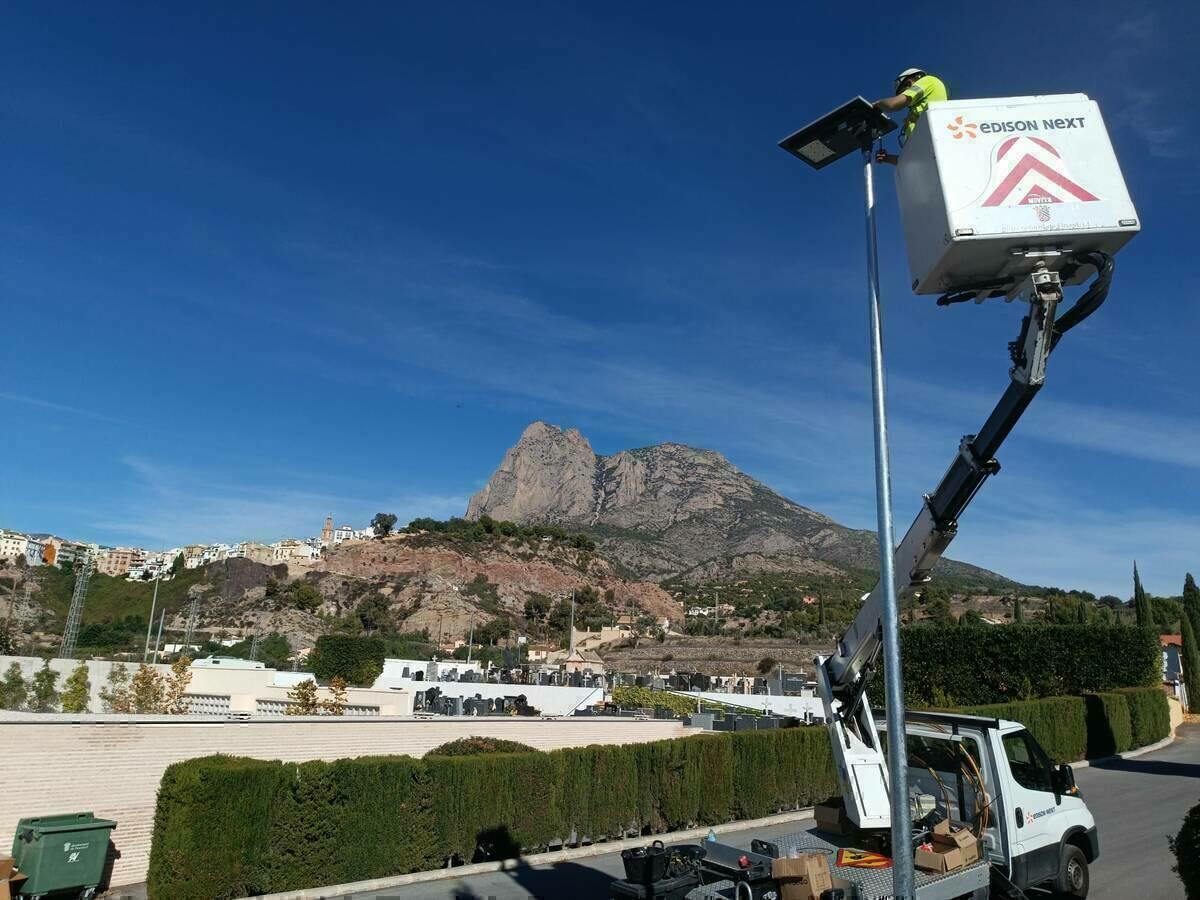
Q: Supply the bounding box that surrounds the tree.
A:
[1182,614,1200,714]
[129,664,165,713]
[309,635,386,686]
[1184,574,1200,635]
[0,611,16,656]
[1134,562,1153,627]
[958,609,987,627]
[1013,595,1025,623]
[170,553,185,576]
[99,662,132,713]
[162,657,193,714]
[370,513,398,539]
[286,678,321,715]
[1185,573,1200,609]
[356,593,393,635]
[524,594,550,623]
[756,656,777,675]
[61,661,91,713]
[477,617,510,646]
[321,676,348,716]
[924,595,955,626]
[0,663,28,710]
[29,660,60,712]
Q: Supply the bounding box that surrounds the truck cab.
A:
[884,711,1097,897]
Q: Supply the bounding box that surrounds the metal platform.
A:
[685,827,989,900]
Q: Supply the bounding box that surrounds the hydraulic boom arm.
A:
[816,253,1113,829]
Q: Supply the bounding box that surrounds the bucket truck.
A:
[681,94,1137,899]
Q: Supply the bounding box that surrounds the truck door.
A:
[1001,729,1062,887]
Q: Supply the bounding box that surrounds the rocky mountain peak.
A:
[467,421,1008,587]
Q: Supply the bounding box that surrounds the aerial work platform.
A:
[896,94,1140,296]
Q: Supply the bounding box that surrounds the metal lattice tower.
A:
[181,593,201,654]
[249,630,262,661]
[58,560,93,659]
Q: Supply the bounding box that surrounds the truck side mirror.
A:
[1056,763,1077,795]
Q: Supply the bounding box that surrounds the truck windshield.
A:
[1002,730,1055,793]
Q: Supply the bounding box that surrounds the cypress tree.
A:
[1184,574,1200,631]
[1134,563,1153,628]
[1181,614,1200,714]
[1013,595,1025,623]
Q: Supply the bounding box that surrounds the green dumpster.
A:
[10,812,116,900]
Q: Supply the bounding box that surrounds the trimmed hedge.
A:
[1120,685,1172,748]
[898,625,1160,706]
[147,728,835,899]
[147,689,1171,898]
[961,686,1168,763]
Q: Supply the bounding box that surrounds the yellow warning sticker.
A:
[835,848,893,869]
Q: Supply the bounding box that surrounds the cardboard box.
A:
[773,853,834,900]
[931,820,980,865]
[814,800,852,836]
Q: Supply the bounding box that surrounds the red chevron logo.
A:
[981,138,1099,207]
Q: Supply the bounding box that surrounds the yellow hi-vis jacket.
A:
[901,74,948,143]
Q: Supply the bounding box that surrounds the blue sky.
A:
[2,3,1196,597]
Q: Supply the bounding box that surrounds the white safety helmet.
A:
[894,68,925,93]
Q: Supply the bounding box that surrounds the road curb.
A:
[1072,731,1175,770]
[242,808,816,900]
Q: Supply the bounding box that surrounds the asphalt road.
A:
[350,725,1200,900]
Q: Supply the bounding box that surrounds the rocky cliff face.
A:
[467,421,1007,585]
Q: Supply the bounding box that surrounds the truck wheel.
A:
[1054,844,1089,898]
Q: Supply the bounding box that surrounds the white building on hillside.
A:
[0,531,28,563]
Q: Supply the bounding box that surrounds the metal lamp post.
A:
[779,97,913,899]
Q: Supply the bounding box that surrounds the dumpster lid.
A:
[17,813,117,833]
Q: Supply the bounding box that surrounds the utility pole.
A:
[568,591,576,653]
[143,569,161,663]
[153,608,166,663]
[181,592,201,657]
[466,616,474,664]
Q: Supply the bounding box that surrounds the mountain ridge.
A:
[467,421,1011,587]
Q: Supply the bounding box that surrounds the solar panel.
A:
[778,95,897,170]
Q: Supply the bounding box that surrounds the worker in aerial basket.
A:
[872,68,948,165]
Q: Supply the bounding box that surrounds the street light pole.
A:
[863,142,913,899]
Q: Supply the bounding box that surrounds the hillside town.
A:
[0,515,373,580]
